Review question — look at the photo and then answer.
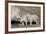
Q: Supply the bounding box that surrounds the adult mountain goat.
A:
[19,13,39,26]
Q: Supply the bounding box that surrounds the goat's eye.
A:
[32,21,36,24]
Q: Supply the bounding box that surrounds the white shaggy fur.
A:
[20,15,28,26]
[19,13,39,26]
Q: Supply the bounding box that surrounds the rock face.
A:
[11,6,40,28]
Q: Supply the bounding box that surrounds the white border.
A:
[8,3,43,32]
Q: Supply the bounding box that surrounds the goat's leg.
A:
[29,20,32,26]
[35,20,39,25]
[22,22,24,26]
[25,22,27,26]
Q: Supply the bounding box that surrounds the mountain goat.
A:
[19,13,39,26]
